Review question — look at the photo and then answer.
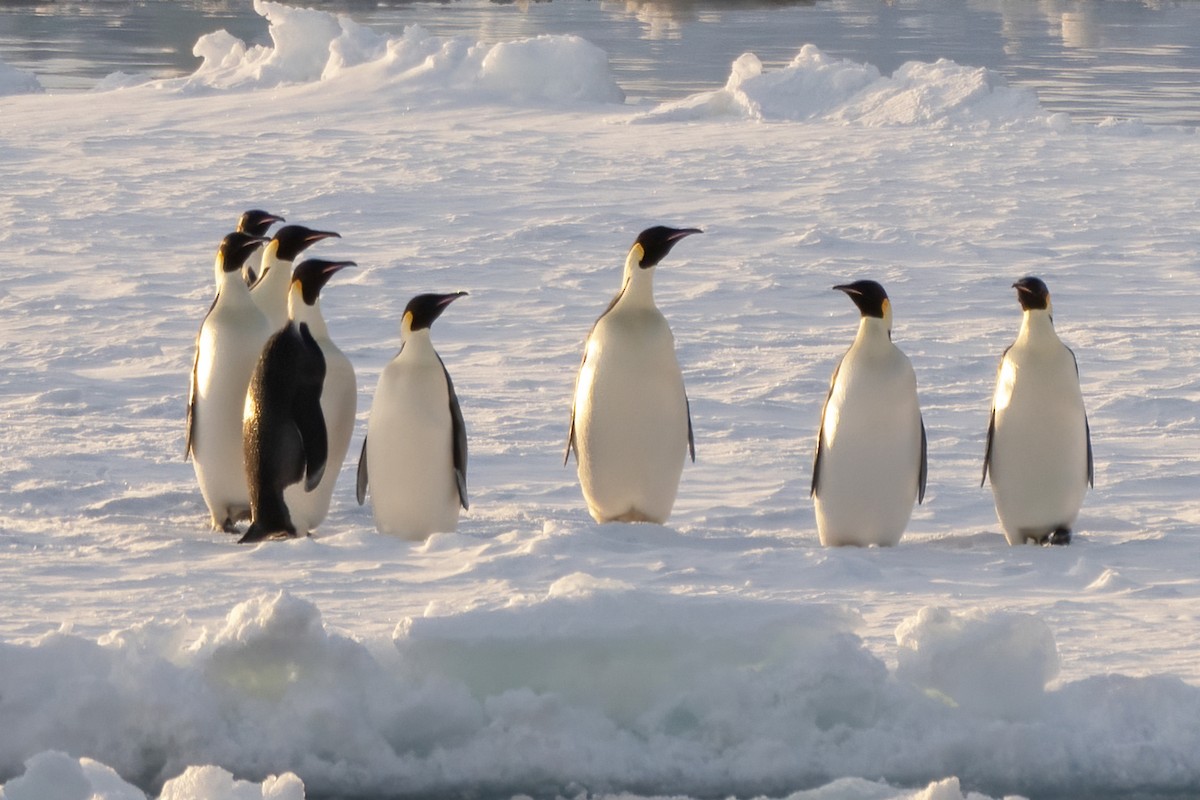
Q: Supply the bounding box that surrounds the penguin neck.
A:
[216,263,253,300]
[615,256,658,311]
[255,242,292,296]
[1017,308,1058,346]
[853,315,892,348]
[289,293,330,340]
[400,326,437,360]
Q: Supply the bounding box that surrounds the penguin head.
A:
[270,225,341,261]
[217,231,269,274]
[834,279,891,318]
[1013,276,1052,313]
[402,291,468,335]
[291,259,355,306]
[631,226,703,269]
[237,209,285,237]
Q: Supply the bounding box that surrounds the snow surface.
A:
[2,2,1199,799]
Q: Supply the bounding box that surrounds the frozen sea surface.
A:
[1,2,1199,799]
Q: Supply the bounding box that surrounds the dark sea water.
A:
[2,0,1200,125]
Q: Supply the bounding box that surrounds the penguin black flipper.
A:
[565,284,630,466]
[918,416,928,504]
[185,294,221,461]
[355,437,369,505]
[1085,414,1094,488]
[1069,347,1095,489]
[982,408,996,487]
[685,394,696,463]
[441,358,469,510]
[294,323,328,493]
[811,357,843,498]
[981,344,1010,487]
[564,347,587,466]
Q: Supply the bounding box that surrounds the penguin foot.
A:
[1046,527,1072,546]
[217,517,242,535]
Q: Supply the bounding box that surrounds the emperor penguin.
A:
[240,299,329,544]
[236,209,285,286]
[811,280,927,547]
[356,292,469,539]
[983,276,1092,546]
[250,224,340,330]
[565,225,701,524]
[281,258,357,534]
[186,231,274,532]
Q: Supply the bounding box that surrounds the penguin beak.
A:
[306,230,341,246]
[669,228,703,242]
[439,291,469,308]
[322,260,355,277]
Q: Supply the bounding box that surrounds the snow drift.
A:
[3,591,1199,799]
[178,0,624,105]
[634,45,1056,129]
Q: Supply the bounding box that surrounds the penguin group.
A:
[187,215,1091,547]
[187,210,469,543]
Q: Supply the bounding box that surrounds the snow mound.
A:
[179,0,624,105]
[0,61,42,95]
[635,45,1052,129]
[3,592,1200,798]
[895,607,1059,718]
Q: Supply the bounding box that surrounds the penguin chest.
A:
[367,356,458,538]
[989,344,1088,536]
[815,345,922,546]
[192,302,271,510]
[574,311,688,522]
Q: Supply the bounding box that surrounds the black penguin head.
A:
[292,259,355,306]
[271,225,341,261]
[237,209,285,237]
[1013,276,1051,311]
[218,231,268,273]
[404,291,468,333]
[834,280,890,319]
[632,226,703,269]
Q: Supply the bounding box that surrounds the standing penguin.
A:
[983,276,1092,545]
[186,231,274,532]
[357,292,469,539]
[565,225,701,524]
[282,258,357,535]
[811,280,927,547]
[250,224,340,330]
[236,209,285,286]
[240,295,328,544]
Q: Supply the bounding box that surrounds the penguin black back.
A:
[241,321,328,543]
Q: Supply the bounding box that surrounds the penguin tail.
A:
[238,520,297,544]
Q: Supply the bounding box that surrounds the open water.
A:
[1,1,1199,122]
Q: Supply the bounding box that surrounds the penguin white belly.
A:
[284,343,356,533]
[815,349,921,547]
[367,359,459,539]
[574,310,688,524]
[989,348,1088,544]
[192,305,271,528]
